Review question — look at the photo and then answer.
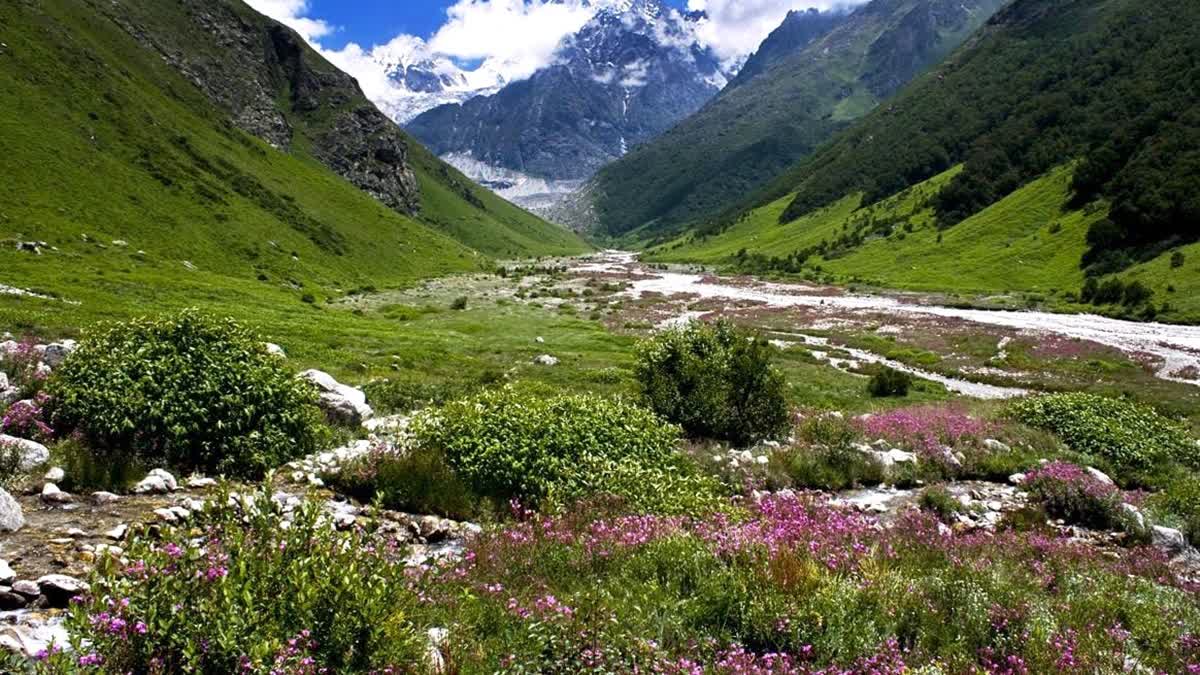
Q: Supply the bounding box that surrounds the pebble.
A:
[40,483,73,504]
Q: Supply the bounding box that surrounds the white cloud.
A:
[242,0,334,43]
[687,0,865,61]
[427,0,598,82]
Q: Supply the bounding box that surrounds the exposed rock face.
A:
[97,0,420,214]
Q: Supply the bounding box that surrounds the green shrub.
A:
[55,485,423,672]
[411,388,718,512]
[634,320,789,446]
[1009,393,1195,470]
[769,415,884,490]
[450,296,468,310]
[1022,461,1137,534]
[867,366,912,397]
[1148,474,1200,547]
[328,443,482,521]
[918,485,963,520]
[47,310,327,479]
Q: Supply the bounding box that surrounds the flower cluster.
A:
[0,391,53,441]
[857,405,993,456]
[1023,461,1130,531]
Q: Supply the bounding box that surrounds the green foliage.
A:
[1009,393,1195,470]
[917,485,963,520]
[769,415,884,491]
[47,310,327,478]
[411,388,718,512]
[1148,474,1200,548]
[328,444,483,521]
[634,321,790,446]
[450,296,468,311]
[56,485,424,672]
[867,366,911,398]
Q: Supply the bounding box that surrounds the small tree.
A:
[634,320,789,446]
[868,366,911,398]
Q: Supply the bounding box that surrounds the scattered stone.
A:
[300,369,374,426]
[264,342,287,358]
[40,483,72,504]
[91,491,120,505]
[43,466,65,483]
[1086,467,1115,486]
[39,340,76,367]
[532,354,559,366]
[133,468,178,494]
[427,627,449,673]
[0,435,50,471]
[105,524,128,541]
[153,508,179,523]
[1008,473,1027,485]
[983,439,1011,453]
[185,476,217,489]
[0,591,26,611]
[534,336,545,343]
[0,488,24,532]
[65,528,86,538]
[36,574,89,604]
[1152,525,1189,555]
[0,560,14,585]
[12,580,39,598]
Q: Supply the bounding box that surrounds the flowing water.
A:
[573,251,1200,397]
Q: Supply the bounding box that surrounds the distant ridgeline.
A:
[753,0,1200,274]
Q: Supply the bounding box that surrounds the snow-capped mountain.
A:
[403,0,734,212]
[364,36,510,124]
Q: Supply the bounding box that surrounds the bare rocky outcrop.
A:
[94,0,421,215]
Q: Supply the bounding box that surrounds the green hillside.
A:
[651,162,1200,321]
[584,0,1005,238]
[0,1,584,313]
[753,0,1198,272]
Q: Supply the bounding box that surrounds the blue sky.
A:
[307,0,687,51]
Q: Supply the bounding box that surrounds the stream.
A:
[573,251,1200,397]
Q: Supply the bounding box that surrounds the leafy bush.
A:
[770,415,885,490]
[47,310,327,479]
[634,320,789,446]
[1023,462,1134,533]
[1148,475,1200,547]
[1009,393,1195,469]
[867,366,911,397]
[328,443,482,521]
[450,296,468,310]
[53,485,423,672]
[412,388,718,513]
[918,485,963,520]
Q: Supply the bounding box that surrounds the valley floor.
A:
[1,251,1199,671]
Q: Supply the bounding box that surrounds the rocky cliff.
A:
[95,0,422,214]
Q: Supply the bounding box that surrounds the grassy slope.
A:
[0,1,597,387]
[651,166,1105,290]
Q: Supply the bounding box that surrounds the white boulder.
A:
[0,435,49,471]
[299,369,373,426]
